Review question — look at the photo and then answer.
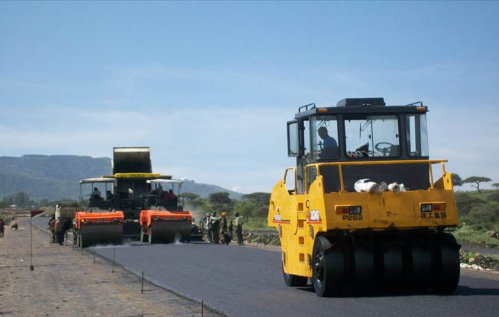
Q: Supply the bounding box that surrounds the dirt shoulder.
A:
[0,217,219,317]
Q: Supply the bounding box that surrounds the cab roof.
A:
[295,98,427,119]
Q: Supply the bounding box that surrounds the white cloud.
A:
[2,60,498,192]
[0,106,290,192]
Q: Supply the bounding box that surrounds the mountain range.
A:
[0,155,242,201]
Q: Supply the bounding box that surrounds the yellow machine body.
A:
[269,160,457,278]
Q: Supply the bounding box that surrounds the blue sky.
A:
[1,1,498,193]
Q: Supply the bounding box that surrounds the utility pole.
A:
[30,215,34,271]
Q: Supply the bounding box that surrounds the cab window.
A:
[406,114,429,157]
[287,121,299,157]
[311,116,339,161]
[306,166,317,193]
[345,115,400,158]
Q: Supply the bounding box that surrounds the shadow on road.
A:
[293,284,499,298]
[455,285,499,296]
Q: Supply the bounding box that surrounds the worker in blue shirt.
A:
[318,127,338,159]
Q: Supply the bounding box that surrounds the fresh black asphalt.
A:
[32,217,499,317]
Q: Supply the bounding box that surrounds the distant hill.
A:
[0,155,242,201]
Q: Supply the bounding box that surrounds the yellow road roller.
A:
[268,98,460,296]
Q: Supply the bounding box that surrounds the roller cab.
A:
[139,179,193,244]
[269,99,460,296]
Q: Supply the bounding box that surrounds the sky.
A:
[1,1,498,193]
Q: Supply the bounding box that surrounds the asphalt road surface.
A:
[32,217,499,317]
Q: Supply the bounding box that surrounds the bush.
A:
[489,191,499,203]
[455,192,486,216]
[461,203,499,230]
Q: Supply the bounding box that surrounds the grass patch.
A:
[243,218,272,231]
[451,226,499,247]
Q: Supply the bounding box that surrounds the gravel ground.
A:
[461,245,499,258]
[0,216,220,317]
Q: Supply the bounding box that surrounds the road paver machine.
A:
[268,98,460,296]
[75,147,193,247]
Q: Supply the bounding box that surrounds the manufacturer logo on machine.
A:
[310,210,320,221]
[308,210,322,224]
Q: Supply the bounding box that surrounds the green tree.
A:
[179,192,200,201]
[455,193,485,216]
[492,183,499,190]
[451,173,463,187]
[234,200,257,221]
[462,203,499,230]
[242,192,271,206]
[0,198,9,208]
[208,192,233,214]
[489,191,499,203]
[188,197,208,209]
[209,192,232,206]
[463,176,492,193]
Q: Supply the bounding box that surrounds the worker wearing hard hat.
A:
[219,212,231,245]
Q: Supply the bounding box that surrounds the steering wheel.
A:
[375,142,395,156]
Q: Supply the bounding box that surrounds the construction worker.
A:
[106,190,114,201]
[48,214,56,243]
[211,212,220,244]
[219,212,229,245]
[205,213,212,243]
[91,187,102,201]
[0,218,5,238]
[54,217,64,245]
[235,212,244,245]
[11,219,18,230]
[165,189,174,202]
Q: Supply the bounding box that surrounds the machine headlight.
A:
[432,203,446,211]
[349,206,362,215]
[336,205,362,215]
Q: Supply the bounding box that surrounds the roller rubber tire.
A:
[80,234,88,249]
[431,233,460,294]
[382,246,404,288]
[283,264,308,287]
[351,247,375,293]
[312,236,345,297]
[410,245,432,289]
